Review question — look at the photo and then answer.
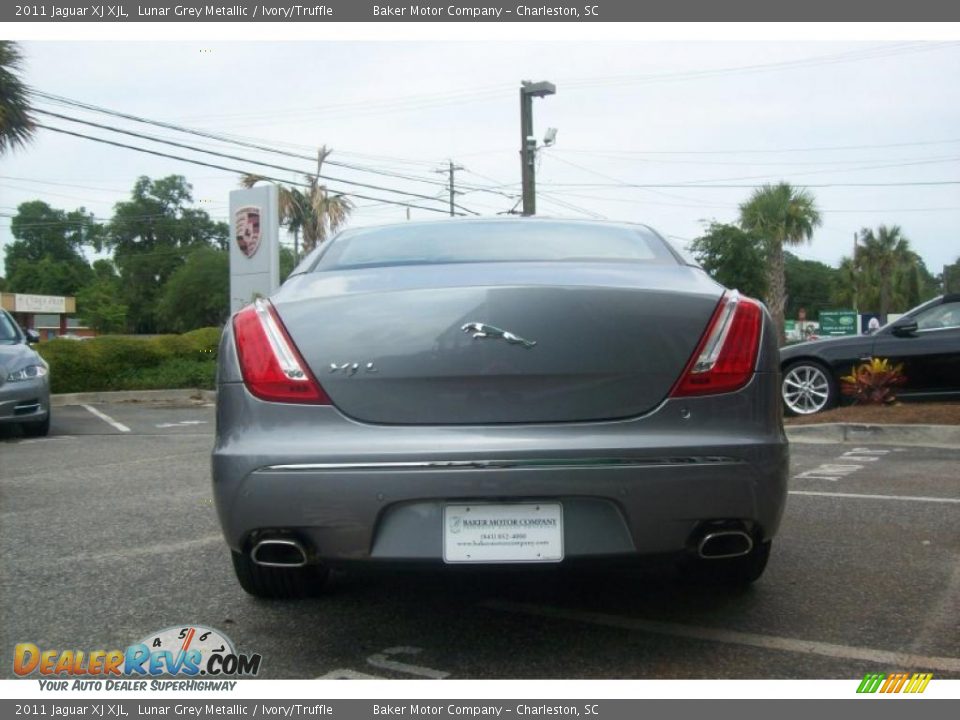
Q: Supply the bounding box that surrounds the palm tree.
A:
[739,182,822,345]
[241,146,353,260]
[0,41,35,155]
[832,256,861,310]
[856,225,914,319]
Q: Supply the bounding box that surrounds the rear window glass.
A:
[314,221,675,271]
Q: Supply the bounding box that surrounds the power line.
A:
[32,99,519,203]
[33,123,468,217]
[33,109,479,215]
[153,42,955,126]
[31,92,467,192]
[549,148,960,167]
[537,180,960,189]
[543,152,960,188]
[555,137,960,157]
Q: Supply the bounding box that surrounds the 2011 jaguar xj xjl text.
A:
[212,219,788,598]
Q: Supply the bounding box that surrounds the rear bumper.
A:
[0,377,50,425]
[212,376,788,563]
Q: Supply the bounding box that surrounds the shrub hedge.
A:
[37,327,221,394]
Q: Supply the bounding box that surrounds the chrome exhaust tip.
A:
[251,538,308,567]
[697,530,753,560]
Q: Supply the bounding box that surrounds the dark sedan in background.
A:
[780,294,960,415]
[213,218,788,599]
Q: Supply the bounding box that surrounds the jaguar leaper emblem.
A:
[461,322,537,349]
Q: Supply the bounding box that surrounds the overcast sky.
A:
[2,40,959,278]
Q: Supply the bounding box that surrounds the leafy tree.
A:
[242,146,353,259]
[943,257,960,294]
[104,176,228,333]
[0,41,35,155]
[77,284,127,334]
[5,200,97,295]
[76,259,127,333]
[783,252,837,320]
[157,246,229,332]
[689,222,766,299]
[739,182,822,345]
[279,244,296,283]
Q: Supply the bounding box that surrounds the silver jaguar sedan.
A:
[212,218,788,598]
[0,309,50,437]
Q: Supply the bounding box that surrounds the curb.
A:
[786,422,960,449]
[51,389,216,407]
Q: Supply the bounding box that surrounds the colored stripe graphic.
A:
[904,673,934,693]
[857,673,886,693]
[858,672,932,694]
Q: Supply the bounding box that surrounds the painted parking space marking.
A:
[316,668,382,679]
[367,646,450,679]
[81,404,131,433]
[57,534,223,566]
[792,447,891,482]
[481,600,960,673]
[789,490,960,505]
[156,420,209,428]
[8,435,77,445]
[316,646,447,680]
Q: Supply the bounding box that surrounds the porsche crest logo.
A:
[235,206,262,259]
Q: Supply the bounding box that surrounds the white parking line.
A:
[61,534,223,565]
[81,404,131,433]
[789,490,960,505]
[367,646,449,679]
[482,600,960,673]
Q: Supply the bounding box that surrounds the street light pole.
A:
[519,80,556,216]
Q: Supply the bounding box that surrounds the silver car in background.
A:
[213,219,788,598]
[0,309,50,437]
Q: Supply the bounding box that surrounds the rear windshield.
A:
[313,222,677,271]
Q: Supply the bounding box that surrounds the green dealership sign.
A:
[819,310,858,336]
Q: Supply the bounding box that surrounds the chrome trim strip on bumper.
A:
[261,456,739,472]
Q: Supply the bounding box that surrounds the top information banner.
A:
[6,0,960,22]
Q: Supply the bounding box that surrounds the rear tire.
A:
[22,413,50,438]
[231,550,329,599]
[680,540,772,586]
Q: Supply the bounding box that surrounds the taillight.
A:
[670,291,763,397]
[233,299,330,404]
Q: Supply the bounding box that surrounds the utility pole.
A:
[519,80,556,216]
[434,160,464,217]
[852,231,859,312]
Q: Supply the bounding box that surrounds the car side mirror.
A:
[891,319,918,337]
[25,329,40,344]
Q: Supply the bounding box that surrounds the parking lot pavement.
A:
[1,405,958,680]
[0,401,215,440]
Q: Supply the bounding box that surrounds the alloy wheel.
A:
[782,364,832,414]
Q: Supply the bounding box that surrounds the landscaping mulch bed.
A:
[784,402,960,426]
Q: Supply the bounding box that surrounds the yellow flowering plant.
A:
[840,357,906,405]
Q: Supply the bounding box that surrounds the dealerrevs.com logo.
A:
[14,625,261,689]
[857,672,933,694]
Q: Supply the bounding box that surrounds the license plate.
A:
[443,503,563,563]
